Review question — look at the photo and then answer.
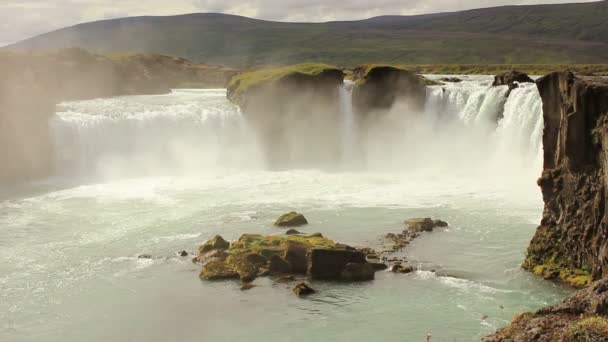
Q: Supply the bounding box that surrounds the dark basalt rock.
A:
[483,278,608,341]
[274,212,308,227]
[405,218,448,233]
[285,229,303,235]
[308,249,367,280]
[177,250,189,257]
[340,262,375,281]
[283,242,308,274]
[523,72,608,287]
[293,283,316,297]
[268,255,292,274]
[439,77,463,83]
[492,70,534,87]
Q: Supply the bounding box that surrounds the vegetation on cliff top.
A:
[227,63,341,99]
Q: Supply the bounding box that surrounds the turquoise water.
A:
[0,86,572,341]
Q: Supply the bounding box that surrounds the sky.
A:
[0,0,600,46]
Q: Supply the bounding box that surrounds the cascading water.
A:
[339,80,356,163]
[50,89,260,179]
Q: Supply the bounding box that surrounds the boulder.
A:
[293,283,316,297]
[404,218,448,233]
[285,229,303,235]
[340,263,375,281]
[177,250,189,257]
[199,235,230,254]
[308,249,367,280]
[274,212,309,227]
[391,264,415,274]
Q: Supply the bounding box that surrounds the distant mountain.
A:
[8,1,608,66]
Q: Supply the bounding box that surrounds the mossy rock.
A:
[227,63,343,104]
[199,235,230,254]
[200,259,239,280]
[529,262,592,288]
[274,212,309,227]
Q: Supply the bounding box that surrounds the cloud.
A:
[0,0,599,45]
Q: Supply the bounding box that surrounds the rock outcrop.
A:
[195,233,383,284]
[492,71,534,87]
[226,64,345,168]
[352,65,432,118]
[523,72,608,288]
[483,278,608,341]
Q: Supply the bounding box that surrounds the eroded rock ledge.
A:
[523,72,608,288]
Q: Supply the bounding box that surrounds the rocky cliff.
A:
[0,48,238,184]
[522,72,608,288]
[227,64,345,168]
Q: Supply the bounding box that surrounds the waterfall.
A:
[50,89,259,179]
[48,77,544,184]
[339,81,356,163]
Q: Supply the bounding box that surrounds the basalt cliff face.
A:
[0,48,238,184]
[522,72,608,288]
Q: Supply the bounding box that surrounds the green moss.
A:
[565,316,608,340]
[528,261,592,288]
[227,63,340,99]
[228,234,336,256]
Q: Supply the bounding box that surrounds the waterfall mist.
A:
[49,76,543,196]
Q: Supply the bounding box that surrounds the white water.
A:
[1,76,564,342]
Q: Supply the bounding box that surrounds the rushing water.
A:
[0,77,572,342]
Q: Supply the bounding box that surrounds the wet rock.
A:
[274,212,308,227]
[340,263,375,281]
[200,259,239,280]
[492,71,534,87]
[138,254,153,259]
[177,250,189,257]
[192,249,229,264]
[293,283,316,297]
[308,233,323,238]
[268,255,292,274]
[245,253,268,267]
[285,229,303,235]
[199,235,230,254]
[308,249,366,280]
[391,264,414,274]
[283,241,308,274]
[404,218,448,233]
[439,77,463,83]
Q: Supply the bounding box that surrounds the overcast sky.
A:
[0,0,600,46]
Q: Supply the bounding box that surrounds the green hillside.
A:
[7,1,608,66]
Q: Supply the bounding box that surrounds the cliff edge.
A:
[523,72,608,288]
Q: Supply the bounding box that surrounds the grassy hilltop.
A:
[7,1,608,66]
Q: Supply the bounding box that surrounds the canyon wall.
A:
[523,72,608,287]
